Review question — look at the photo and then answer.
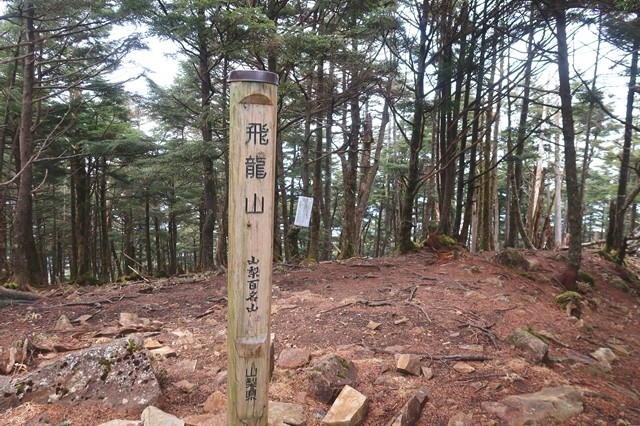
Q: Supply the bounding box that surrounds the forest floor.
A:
[1,247,640,425]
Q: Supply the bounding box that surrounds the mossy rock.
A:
[577,270,595,286]
[611,276,630,293]
[495,248,529,270]
[554,291,581,308]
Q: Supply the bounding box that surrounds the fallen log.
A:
[0,287,41,306]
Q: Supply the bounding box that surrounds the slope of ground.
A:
[0,248,639,425]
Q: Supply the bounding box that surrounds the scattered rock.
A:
[396,353,421,376]
[119,312,151,328]
[143,338,163,350]
[607,343,630,357]
[269,401,305,425]
[72,314,93,324]
[183,413,224,426]
[96,421,142,426]
[385,387,429,426]
[214,370,228,388]
[171,359,198,374]
[479,277,504,287]
[394,317,408,325]
[482,385,583,425]
[447,412,474,426]
[367,321,382,330]
[322,385,368,426]
[173,379,195,393]
[464,290,487,300]
[505,328,548,363]
[141,406,184,426]
[54,314,74,331]
[204,390,226,414]
[277,348,311,369]
[591,347,617,364]
[452,362,475,374]
[309,355,357,404]
[421,367,433,379]
[150,346,177,358]
[0,336,160,415]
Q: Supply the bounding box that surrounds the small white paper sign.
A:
[294,196,313,227]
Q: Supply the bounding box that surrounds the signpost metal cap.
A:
[228,70,279,85]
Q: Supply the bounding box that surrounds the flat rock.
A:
[367,321,382,330]
[482,385,583,425]
[396,354,421,376]
[203,390,227,414]
[141,406,184,426]
[150,346,177,358]
[452,362,475,374]
[322,385,368,426]
[269,401,306,425]
[183,413,224,426]
[96,421,142,426]
[0,336,160,415]
[506,328,548,363]
[170,359,198,374]
[385,387,429,426]
[447,412,474,426]
[309,355,357,404]
[119,312,151,328]
[277,348,311,369]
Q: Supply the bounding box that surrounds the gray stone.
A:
[322,385,368,426]
[96,421,142,426]
[141,406,184,426]
[0,336,160,415]
[482,385,583,425]
[505,329,548,363]
[591,347,617,363]
[277,348,311,369]
[54,314,74,331]
[396,354,421,376]
[269,401,306,425]
[309,355,357,404]
[385,387,429,426]
[458,344,483,352]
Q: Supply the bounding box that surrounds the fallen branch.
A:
[61,294,138,307]
[126,265,150,283]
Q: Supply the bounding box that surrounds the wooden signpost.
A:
[227,70,278,425]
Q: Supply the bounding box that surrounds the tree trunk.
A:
[12,3,44,290]
[397,0,427,254]
[552,2,582,275]
[608,36,638,256]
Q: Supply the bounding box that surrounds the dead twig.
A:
[406,285,417,302]
[406,301,432,323]
[196,297,228,318]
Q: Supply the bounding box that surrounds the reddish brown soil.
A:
[1,248,640,425]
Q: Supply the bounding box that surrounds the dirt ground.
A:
[1,247,640,425]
